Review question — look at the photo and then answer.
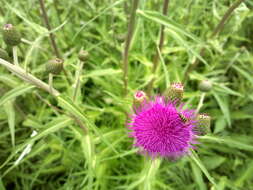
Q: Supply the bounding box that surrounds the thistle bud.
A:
[198,80,212,92]
[196,114,211,135]
[166,82,184,104]
[46,58,64,75]
[78,50,89,62]
[2,24,21,46]
[116,33,126,43]
[133,91,148,109]
[0,48,10,61]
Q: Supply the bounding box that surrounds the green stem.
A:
[12,46,19,66]
[122,0,139,97]
[73,60,84,102]
[183,0,245,83]
[140,157,161,190]
[196,93,206,114]
[147,0,170,97]
[49,73,54,94]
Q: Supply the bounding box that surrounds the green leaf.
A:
[57,95,118,154]
[212,91,231,126]
[235,160,253,187]
[0,74,19,88]
[191,160,207,190]
[190,150,218,189]
[4,101,15,147]
[232,65,253,85]
[83,69,122,78]
[213,85,243,97]
[199,135,253,152]
[137,10,208,65]
[0,85,35,107]
[0,116,72,170]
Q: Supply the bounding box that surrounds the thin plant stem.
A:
[147,0,170,97]
[73,60,84,102]
[183,0,245,83]
[38,0,71,85]
[49,73,53,94]
[196,92,206,114]
[12,46,19,66]
[122,0,139,97]
[39,0,60,58]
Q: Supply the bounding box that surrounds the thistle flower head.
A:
[128,96,197,159]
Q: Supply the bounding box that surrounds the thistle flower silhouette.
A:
[128,89,198,159]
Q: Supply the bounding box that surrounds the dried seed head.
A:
[2,24,21,46]
[198,80,212,92]
[78,50,89,62]
[166,82,184,104]
[0,48,10,61]
[133,91,148,108]
[196,113,211,135]
[46,58,64,75]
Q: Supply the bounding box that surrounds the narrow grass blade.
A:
[190,150,218,189]
[0,116,72,170]
[199,135,253,152]
[4,101,15,147]
[0,85,35,106]
[232,65,253,86]
[212,91,231,126]
[57,95,118,154]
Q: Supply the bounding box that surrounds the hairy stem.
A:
[73,60,84,102]
[122,0,139,96]
[39,0,60,58]
[0,58,60,96]
[49,73,54,94]
[147,0,170,96]
[196,92,206,113]
[183,0,245,83]
[38,0,71,84]
[13,46,19,66]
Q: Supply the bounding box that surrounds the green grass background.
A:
[0,0,253,189]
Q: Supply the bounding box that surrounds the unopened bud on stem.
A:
[78,50,89,62]
[133,91,148,109]
[166,82,184,104]
[2,24,21,46]
[46,58,64,75]
[196,113,211,135]
[198,80,212,92]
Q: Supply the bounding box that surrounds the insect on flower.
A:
[128,86,203,159]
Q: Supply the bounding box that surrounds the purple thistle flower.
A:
[128,96,197,159]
